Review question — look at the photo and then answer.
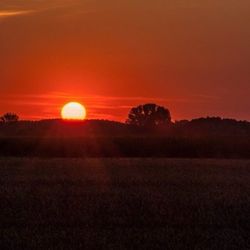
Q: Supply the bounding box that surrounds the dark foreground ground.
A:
[0,158,250,249]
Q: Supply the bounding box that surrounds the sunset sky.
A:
[1,0,250,121]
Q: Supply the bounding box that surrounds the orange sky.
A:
[1,0,250,121]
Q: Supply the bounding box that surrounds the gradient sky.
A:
[0,0,250,121]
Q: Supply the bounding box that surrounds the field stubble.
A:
[0,158,250,249]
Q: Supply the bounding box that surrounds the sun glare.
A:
[61,102,87,120]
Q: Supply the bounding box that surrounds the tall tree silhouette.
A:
[0,113,19,123]
[127,104,171,127]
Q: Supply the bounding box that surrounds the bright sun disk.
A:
[61,102,87,120]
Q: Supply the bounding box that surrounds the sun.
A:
[61,102,87,120]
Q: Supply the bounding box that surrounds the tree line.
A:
[1,104,250,158]
[0,103,171,126]
[1,103,249,136]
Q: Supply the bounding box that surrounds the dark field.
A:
[1,136,250,158]
[0,158,250,249]
[2,119,250,158]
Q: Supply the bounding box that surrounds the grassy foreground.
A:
[0,158,250,249]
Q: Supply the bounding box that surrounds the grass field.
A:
[0,158,250,249]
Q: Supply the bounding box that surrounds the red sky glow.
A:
[1,0,250,121]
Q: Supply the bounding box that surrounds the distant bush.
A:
[0,113,19,123]
[126,104,171,127]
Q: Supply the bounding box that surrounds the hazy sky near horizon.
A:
[0,0,250,121]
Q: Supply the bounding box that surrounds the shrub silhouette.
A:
[0,113,19,123]
[126,103,171,127]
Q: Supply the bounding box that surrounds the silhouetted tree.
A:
[126,103,171,127]
[0,113,19,123]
